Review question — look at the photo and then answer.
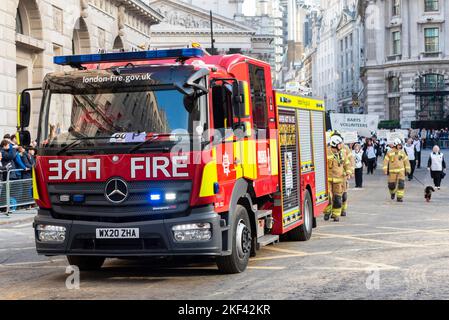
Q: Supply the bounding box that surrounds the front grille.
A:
[48,180,192,221]
[71,234,166,251]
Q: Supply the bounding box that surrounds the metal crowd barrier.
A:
[439,139,449,149]
[0,169,36,214]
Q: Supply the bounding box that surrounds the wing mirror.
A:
[20,91,31,128]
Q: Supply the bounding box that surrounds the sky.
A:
[241,0,320,16]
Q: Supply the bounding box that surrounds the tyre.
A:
[67,256,105,271]
[216,205,252,274]
[288,190,313,241]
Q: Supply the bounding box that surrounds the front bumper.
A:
[34,206,228,257]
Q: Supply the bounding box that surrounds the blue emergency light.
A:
[54,48,205,67]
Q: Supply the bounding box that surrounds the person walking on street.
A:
[404,138,416,181]
[414,136,422,168]
[364,139,377,175]
[427,145,446,190]
[352,143,364,188]
[383,138,411,202]
[324,135,352,222]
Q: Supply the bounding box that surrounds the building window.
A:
[388,77,400,93]
[425,28,439,52]
[53,6,63,33]
[392,31,401,55]
[425,0,439,12]
[16,8,24,34]
[389,97,400,120]
[392,0,401,16]
[418,74,445,91]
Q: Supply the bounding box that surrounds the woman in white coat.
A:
[427,145,446,190]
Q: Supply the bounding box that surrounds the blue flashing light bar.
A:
[54,48,205,66]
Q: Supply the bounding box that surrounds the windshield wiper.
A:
[128,133,194,153]
[56,136,111,155]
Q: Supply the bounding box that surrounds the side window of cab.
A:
[248,64,268,137]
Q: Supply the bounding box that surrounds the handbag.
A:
[442,171,446,179]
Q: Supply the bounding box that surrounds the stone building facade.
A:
[335,3,364,114]
[361,0,449,128]
[0,0,163,137]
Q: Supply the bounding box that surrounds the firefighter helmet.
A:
[393,138,403,147]
[331,130,343,138]
[330,135,343,148]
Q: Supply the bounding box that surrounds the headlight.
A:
[172,223,211,242]
[36,225,66,243]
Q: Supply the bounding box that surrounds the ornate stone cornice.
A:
[149,0,255,32]
[113,0,164,24]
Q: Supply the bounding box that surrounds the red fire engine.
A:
[18,48,328,273]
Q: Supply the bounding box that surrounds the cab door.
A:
[248,63,273,195]
[210,82,237,212]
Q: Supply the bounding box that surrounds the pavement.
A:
[1,150,449,299]
[0,209,37,226]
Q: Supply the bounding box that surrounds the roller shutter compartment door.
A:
[297,109,313,173]
[311,110,327,204]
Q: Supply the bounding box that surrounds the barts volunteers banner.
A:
[330,113,379,136]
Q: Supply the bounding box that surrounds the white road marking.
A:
[0,229,31,236]
[331,256,400,270]
[247,266,285,270]
[314,232,425,248]
[0,246,35,252]
[0,259,64,267]
[300,266,398,271]
[12,223,33,229]
[377,226,449,236]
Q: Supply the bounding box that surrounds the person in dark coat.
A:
[1,139,19,180]
[0,151,12,181]
[18,146,33,179]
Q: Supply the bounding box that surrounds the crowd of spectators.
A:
[417,128,449,149]
[0,133,37,182]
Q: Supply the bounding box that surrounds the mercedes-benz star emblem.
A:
[105,178,129,204]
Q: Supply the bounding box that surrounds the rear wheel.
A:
[288,190,313,241]
[67,256,105,271]
[216,205,252,274]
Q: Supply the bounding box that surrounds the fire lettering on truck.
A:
[48,159,100,181]
[130,156,189,178]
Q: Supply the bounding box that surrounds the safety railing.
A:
[0,169,36,214]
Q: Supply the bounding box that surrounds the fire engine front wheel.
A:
[67,256,105,271]
[216,205,252,274]
[289,190,313,241]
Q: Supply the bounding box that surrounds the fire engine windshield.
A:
[38,67,208,152]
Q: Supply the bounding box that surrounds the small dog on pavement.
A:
[425,186,435,202]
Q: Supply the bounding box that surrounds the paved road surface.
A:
[1,151,449,299]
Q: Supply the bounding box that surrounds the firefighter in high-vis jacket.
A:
[383,138,411,202]
[330,131,354,217]
[325,135,353,222]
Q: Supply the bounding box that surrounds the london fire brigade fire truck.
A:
[18,48,328,273]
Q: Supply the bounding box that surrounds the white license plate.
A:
[95,228,139,239]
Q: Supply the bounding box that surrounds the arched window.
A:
[16,8,24,34]
[113,36,124,51]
